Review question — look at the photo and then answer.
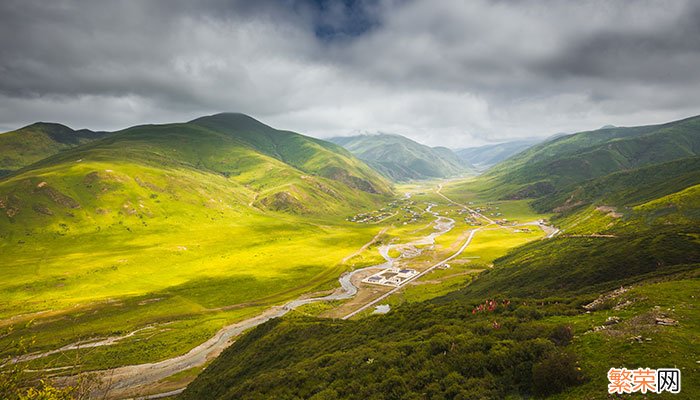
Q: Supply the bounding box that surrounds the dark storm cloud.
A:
[0,0,699,147]
[538,5,700,82]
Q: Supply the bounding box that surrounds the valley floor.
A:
[2,178,554,398]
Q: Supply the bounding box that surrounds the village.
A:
[346,198,422,224]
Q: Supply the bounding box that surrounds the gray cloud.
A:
[0,0,699,147]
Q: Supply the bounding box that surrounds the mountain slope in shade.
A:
[532,156,700,213]
[0,122,110,176]
[455,139,541,169]
[329,133,474,181]
[484,115,700,199]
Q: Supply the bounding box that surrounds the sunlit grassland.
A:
[453,228,544,266]
[555,205,619,234]
[380,264,478,309]
[383,227,544,308]
[22,305,270,373]
[0,167,436,372]
[0,155,390,370]
[0,204,386,370]
[290,300,344,318]
[439,175,502,201]
[1,211,386,371]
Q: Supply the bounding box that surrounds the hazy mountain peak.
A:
[329,132,473,181]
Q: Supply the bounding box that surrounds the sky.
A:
[1,0,699,148]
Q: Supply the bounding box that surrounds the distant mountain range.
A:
[455,139,541,169]
[329,133,474,181]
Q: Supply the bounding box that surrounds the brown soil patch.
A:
[595,205,623,218]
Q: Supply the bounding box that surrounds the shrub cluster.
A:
[182,301,585,399]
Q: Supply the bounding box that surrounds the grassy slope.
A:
[191,113,392,195]
[450,166,700,300]
[533,156,700,212]
[482,115,700,199]
[0,115,393,370]
[182,185,699,399]
[329,133,473,181]
[0,123,110,175]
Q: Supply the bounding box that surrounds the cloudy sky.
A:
[1,0,699,147]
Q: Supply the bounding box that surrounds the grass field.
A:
[0,171,558,382]
[1,206,389,371]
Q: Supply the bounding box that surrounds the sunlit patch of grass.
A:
[455,228,544,264]
[545,278,700,399]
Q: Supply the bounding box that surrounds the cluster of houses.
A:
[348,198,423,225]
[347,211,393,224]
[363,267,418,287]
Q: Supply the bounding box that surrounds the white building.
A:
[362,267,418,287]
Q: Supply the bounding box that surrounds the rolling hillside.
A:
[455,139,540,169]
[532,156,700,213]
[0,122,110,176]
[329,133,474,181]
[0,113,391,221]
[183,184,699,399]
[483,115,700,199]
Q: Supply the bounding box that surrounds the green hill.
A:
[455,139,540,169]
[0,122,110,176]
[532,156,700,213]
[0,113,391,221]
[190,113,390,194]
[329,133,474,181]
[484,115,700,199]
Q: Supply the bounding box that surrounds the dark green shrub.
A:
[532,350,584,396]
[548,324,573,346]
